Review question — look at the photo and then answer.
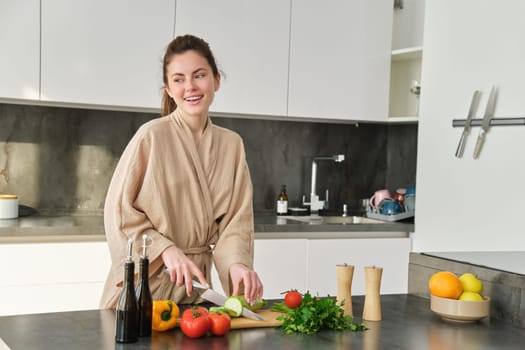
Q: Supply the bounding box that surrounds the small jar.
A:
[0,194,19,219]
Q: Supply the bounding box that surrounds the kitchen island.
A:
[0,295,522,350]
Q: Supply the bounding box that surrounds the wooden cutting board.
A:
[176,310,284,329]
[230,310,284,329]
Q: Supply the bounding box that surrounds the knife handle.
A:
[455,131,468,158]
[473,131,486,159]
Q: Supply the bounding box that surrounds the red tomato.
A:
[208,312,231,336]
[180,307,210,339]
[182,307,208,320]
[284,291,302,309]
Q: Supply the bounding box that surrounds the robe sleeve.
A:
[104,130,175,281]
[212,141,255,295]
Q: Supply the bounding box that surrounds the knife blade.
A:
[455,90,481,158]
[192,280,265,321]
[473,86,497,159]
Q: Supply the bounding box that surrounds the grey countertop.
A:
[0,213,414,244]
[0,294,522,350]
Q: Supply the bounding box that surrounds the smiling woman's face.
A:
[164,50,220,119]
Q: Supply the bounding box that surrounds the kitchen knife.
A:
[473,86,497,159]
[192,280,265,321]
[455,90,481,158]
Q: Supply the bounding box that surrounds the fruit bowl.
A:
[430,294,490,323]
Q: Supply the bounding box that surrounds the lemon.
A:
[459,273,483,294]
[459,291,484,301]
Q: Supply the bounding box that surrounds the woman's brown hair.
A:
[161,34,220,116]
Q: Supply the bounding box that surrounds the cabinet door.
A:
[0,242,110,316]
[175,0,290,116]
[307,238,410,296]
[0,1,40,100]
[392,0,426,51]
[41,0,175,109]
[288,0,393,121]
[211,238,308,299]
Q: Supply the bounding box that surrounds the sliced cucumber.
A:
[209,306,228,314]
[223,297,243,317]
[233,295,267,311]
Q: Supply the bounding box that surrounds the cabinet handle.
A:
[394,0,404,10]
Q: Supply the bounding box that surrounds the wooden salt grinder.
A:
[363,266,383,321]
[336,264,354,316]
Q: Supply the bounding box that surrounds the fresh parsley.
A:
[271,291,367,334]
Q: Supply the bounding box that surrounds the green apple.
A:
[459,291,484,301]
[459,273,483,294]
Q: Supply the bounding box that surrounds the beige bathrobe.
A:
[100,109,254,309]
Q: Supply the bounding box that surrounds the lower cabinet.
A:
[1,236,409,315]
[212,236,411,300]
[211,239,309,299]
[0,242,111,316]
[307,238,411,296]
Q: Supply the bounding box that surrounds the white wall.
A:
[413,0,525,252]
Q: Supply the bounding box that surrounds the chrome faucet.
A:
[303,154,345,214]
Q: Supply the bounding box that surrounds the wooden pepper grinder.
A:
[336,264,355,316]
[362,266,383,321]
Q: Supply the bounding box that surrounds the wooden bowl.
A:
[430,294,490,323]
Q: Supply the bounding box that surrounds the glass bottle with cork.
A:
[115,238,138,343]
[136,234,152,337]
[276,184,288,215]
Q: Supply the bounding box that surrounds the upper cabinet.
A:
[40,0,175,110]
[389,0,425,120]
[174,0,290,117]
[0,1,40,101]
[288,1,393,121]
[1,1,425,123]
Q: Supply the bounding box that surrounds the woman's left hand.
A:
[229,263,263,304]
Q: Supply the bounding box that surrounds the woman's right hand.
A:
[161,245,208,296]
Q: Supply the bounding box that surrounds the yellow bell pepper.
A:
[152,300,179,331]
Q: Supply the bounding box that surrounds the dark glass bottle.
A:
[136,234,152,337]
[115,239,138,343]
[276,184,289,215]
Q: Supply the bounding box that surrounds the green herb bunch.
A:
[271,291,367,334]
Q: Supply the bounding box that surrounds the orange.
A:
[428,271,463,299]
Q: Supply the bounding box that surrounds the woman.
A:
[100,34,263,308]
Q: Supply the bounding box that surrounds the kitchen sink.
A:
[284,215,386,225]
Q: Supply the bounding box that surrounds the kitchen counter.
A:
[0,294,522,350]
[0,214,413,243]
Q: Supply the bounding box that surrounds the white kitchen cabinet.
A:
[40,0,175,109]
[413,0,525,252]
[174,0,290,117]
[211,238,308,299]
[0,242,111,316]
[307,237,411,296]
[389,0,425,120]
[212,236,410,300]
[0,1,40,101]
[392,0,425,51]
[288,0,393,121]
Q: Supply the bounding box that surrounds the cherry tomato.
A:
[208,312,231,336]
[284,290,302,309]
[180,307,210,339]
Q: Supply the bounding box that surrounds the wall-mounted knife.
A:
[455,90,481,158]
[473,86,497,159]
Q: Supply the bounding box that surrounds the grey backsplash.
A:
[0,103,417,215]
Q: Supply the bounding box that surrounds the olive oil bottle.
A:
[136,234,152,337]
[115,239,138,343]
[276,184,289,215]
